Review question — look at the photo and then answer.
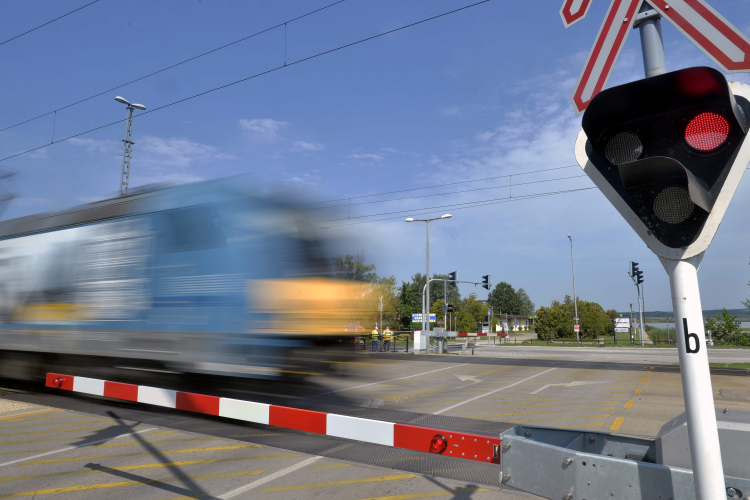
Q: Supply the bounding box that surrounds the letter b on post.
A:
[683,318,700,354]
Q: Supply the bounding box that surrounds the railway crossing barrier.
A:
[45,372,750,499]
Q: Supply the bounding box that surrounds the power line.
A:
[306,173,587,210]
[298,164,580,207]
[320,184,595,223]
[0,0,101,50]
[0,0,347,134]
[319,187,598,228]
[0,0,493,165]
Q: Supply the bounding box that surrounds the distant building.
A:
[494,314,535,332]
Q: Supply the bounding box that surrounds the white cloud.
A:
[427,155,441,166]
[381,147,399,153]
[292,140,324,152]
[239,118,287,142]
[441,106,461,117]
[139,136,234,168]
[68,137,119,154]
[348,153,384,160]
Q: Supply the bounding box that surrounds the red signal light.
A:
[685,112,729,151]
[429,434,447,454]
[53,377,64,388]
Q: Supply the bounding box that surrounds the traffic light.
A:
[446,304,454,314]
[448,271,458,288]
[481,275,490,290]
[630,262,644,285]
[576,67,750,259]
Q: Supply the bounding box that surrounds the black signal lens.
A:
[605,132,643,165]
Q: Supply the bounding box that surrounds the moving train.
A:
[0,179,360,386]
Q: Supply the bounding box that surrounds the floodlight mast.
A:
[115,96,146,196]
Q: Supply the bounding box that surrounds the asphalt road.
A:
[1,345,749,499]
[464,343,750,364]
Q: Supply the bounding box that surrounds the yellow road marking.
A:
[474,407,615,418]
[603,391,631,394]
[568,423,604,428]
[0,454,300,483]
[228,433,281,438]
[634,388,642,395]
[0,470,266,498]
[356,487,491,500]
[509,414,610,423]
[0,410,62,422]
[624,400,635,409]
[23,444,260,465]
[0,431,177,448]
[0,419,112,429]
[94,437,216,448]
[454,401,621,412]
[0,426,112,438]
[312,463,352,469]
[610,417,625,431]
[640,378,648,383]
[260,474,416,493]
[645,371,651,374]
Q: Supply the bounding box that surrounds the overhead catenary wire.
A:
[0,0,348,134]
[0,0,493,165]
[319,187,598,228]
[305,172,587,210]
[0,0,101,50]
[297,164,580,207]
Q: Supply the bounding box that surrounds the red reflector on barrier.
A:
[45,373,73,391]
[430,434,447,454]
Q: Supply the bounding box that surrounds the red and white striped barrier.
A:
[45,373,500,464]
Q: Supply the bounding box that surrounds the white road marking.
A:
[530,380,604,395]
[453,374,481,383]
[317,364,469,396]
[218,456,322,499]
[433,368,557,415]
[0,427,158,467]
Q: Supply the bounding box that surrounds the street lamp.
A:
[568,234,579,343]
[406,214,452,332]
[115,96,146,196]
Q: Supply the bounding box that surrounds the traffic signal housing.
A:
[482,275,490,290]
[446,304,454,314]
[576,67,750,260]
[630,262,644,285]
[448,271,458,288]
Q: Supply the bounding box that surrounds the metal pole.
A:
[661,255,726,500]
[568,235,579,342]
[425,221,430,333]
[637,2,667,78]
[119,106,135,196]
[444,279,447,330]
[630,303,634,344]
[639,284,646,346]
[637,283,645,346]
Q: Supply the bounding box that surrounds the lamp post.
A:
[115,96,146,196]
[406,214,452,333]
[567,234,579,343]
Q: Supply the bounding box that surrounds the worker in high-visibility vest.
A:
[383,327,393,351]
[371,328,379,351]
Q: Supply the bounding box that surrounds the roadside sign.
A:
[560,0,594,28]
[574,325,580,332]
[648,0,750,73]
[614,317,630,328]
[411,313,436,323]
[615,328,630,333]
[565,0,750,114]
[569,0,642,115]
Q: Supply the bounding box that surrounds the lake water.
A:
[647,322,750,329]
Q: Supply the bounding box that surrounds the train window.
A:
[162,206,227,253]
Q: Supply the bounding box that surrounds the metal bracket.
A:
[633,8,660,28]
[500,425,750,500]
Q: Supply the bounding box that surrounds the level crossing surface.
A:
[1,346,749,498]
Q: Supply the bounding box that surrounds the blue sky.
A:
[1,0,749,312]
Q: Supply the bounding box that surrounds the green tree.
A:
[534,295,613,340]
[488,282,535,315]
[705,309,748,345]
[397,279,422,330]
[455,293,486,333]
[333,252,379,282]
